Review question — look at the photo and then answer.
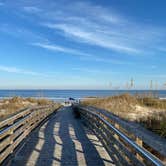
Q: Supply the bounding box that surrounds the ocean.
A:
[0,90,166,102]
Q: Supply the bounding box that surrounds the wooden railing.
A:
[0,105,57,164]
[77,106,166,166]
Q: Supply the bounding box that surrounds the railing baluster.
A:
[78,106,165,166]
[136,137,144,162]
[0,105,58,164]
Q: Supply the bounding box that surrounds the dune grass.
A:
[138,97,166,109]
[0,96,59,121]
[82,94,166,137]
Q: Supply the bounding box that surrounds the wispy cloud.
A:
[0,65,52,77]
[0,65,37,75]
[32,42,128,64]
[66,1,123,24]
[15,1,142,55]
[32,42,91,57]
[23,6,42,13]
[44,23,140,54]
[80,56,129,64]
[3,1,166,57]
[72,67,116,75]
[39,1,166,56]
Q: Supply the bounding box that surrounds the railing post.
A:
[10,130,14,153]
[80,106,165,166]
[114,123,120,140]
[136,137,143,162]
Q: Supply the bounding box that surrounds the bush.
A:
[0,97,55,121]
[82,93,166,137]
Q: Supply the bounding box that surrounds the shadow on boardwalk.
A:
[11,107,114,166]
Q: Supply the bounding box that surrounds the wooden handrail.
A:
[85,106,166,156]
[77,105,166,166]
[0,105,57,164]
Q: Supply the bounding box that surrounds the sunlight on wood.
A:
[53,122,62,166]
[27,123,47,165]
[69,125,86,166]
[86,133,114,166]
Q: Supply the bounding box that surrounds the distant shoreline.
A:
[0,90,166,102]
[0,96,166,103]
[0,89,166,90]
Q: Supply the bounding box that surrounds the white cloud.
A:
[32,42,129,64]
[67,1,122,24]
[19,1,141,55]
[4,1,166,58]
[0,66,20,73]
[40,1,166,56]
[23,6,42,13]
[33,42,91,57]
[45,23,139,54]
[72,67,117,75]
[0,65,50,77]
[80,56,129,64]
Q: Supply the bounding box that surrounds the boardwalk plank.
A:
[11,107,114,166]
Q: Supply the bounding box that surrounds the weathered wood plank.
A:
[78,106,165,166]
[0,105,56,164]
[84,106,166,158]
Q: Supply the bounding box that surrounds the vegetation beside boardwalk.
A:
[0,96,59,121]
[82,93,166,137]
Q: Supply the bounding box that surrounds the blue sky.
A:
[0,0,166,89]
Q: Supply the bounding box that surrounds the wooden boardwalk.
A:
[11,107,114,166]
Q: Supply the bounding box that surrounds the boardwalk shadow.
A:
[11,113,57,166]
[35,113,57,166]
[12,107,113,166]
[72,117,106,165]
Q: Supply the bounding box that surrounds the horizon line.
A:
[0,89,165,91]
